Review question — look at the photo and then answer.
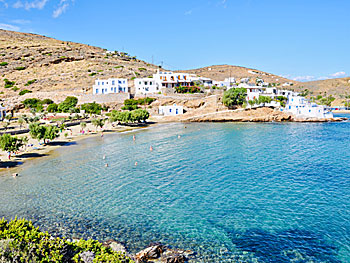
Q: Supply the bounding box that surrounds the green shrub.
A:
[4,79,15,89]
[175,86,201,94]
[89,72,97,76]
[0,218,133,263]
[138,67,146,71]
[121,105,139,111]
[47,103,58,113]
[41,98,54,105]
[58,96,78,113]
[12,87,19,92]
[24,79,37,86]
[0,62,8,66]
[15,66,26,71]
[19,89,32,96]
[80,102,102,114]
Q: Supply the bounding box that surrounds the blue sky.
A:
[0,0,349,82]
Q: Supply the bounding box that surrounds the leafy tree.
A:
[80,102,102,114]
[29,123,46,143]
[131,109,150,122]
[58,96,78,113]
[80,121,87,131]
[0,134,25,157]
[44,125,59,142]
[222,88,247,108]
[91,118,105,131]
[23,98,41,109]
[47,103,58,113]
[258,96,272,104]
[276,96,287,107]
[18,117,24,129]
[29,123,59,144]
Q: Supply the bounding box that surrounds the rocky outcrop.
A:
[133,243,193,263]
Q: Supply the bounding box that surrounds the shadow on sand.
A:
[0,161,23,168]
[47,141,77,147]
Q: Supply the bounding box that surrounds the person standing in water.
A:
[150,146,153,152]
[133,134,136,141]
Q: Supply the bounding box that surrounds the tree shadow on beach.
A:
[48,141,77,147]
[17,153,48,159]
[0,161,22,168]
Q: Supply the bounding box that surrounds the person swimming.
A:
[133,135,136,141]
[105,163,108,167]
[103,155,106,160]
[150,146,153,151]
[135,161,138,166]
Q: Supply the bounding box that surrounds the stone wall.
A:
[77,93,130,104]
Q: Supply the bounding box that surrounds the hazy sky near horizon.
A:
[0,0,349,81]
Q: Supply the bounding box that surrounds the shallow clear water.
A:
[1,119,350,262]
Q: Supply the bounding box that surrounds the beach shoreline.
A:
[0,121,160,174]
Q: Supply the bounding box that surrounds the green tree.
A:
[80,102,102,114]
[47,103,58,113]
[0,134,25,157]
[58,96,78,113]
[131,109,150,122]
[258,96,272,105]
[91,118,105,131]
[18,117,24,129]
[29,123,46,143]
[80,121,87,131]
[44,126,59,143]
[222,88,247,108]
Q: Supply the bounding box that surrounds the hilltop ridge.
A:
[0,29,348,106]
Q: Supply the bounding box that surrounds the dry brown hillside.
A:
[0,29,159,101]
[297,77,350,96]
[178,65,297,84]
[0,29,347,107]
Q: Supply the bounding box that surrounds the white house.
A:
[159,104,183,116]
[135,70,196,95]
[283,95,333,119]
[134,78,160,94]
[93,78,129,95]
[0,106,6,120]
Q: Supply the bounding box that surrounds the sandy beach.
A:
[0,120,157,173]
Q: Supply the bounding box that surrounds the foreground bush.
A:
[0,218,133,263]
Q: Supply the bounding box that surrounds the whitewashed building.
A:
[159,104,183,116]
[93,78,129,95]
[135,70,196,95]
[0,106,6,120]
[134,78,160,94]
[283,95,333,119]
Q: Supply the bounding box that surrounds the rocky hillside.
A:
[0,29,159,101]
[178,65,297,85]
[1,29,348,107]
[298,77,350,96]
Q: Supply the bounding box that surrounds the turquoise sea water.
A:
[1,118,350,262]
